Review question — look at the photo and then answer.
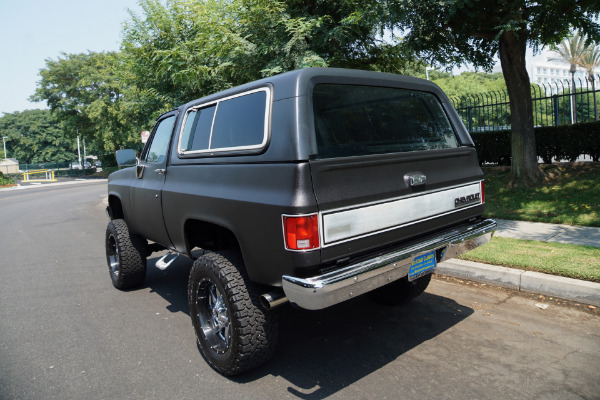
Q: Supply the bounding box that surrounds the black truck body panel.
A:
[161,162,320,284]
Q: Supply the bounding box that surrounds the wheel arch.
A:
[184,218,242,256]
[107,194,125,220]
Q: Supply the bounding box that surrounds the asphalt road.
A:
[1,182,599,400]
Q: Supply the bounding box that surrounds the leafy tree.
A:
[431,71,507,99]
[281,0,422,74]
[121,0,326,114]
[0,110,77,164]
[385,0,600,186]
[121,0,423,119]
[579,45,600,121]
[550,32,594,123]
[31,51,141,153]
[580,45,600,77]
[425,71,509,131]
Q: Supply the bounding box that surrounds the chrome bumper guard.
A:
[282,218,496,310]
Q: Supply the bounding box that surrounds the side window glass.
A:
[210,91,266,149]
[180,105,216,151]
[178,88,269,155]
[144,116,175,163]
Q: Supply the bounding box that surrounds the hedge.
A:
[471,121,600,165]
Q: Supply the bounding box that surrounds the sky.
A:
[0,1,580,117]
[0,0,142,115]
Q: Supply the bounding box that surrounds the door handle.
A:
[154,169,166,175]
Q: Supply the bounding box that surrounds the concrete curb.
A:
[437,259,600,307]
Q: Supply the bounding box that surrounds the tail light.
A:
[283,214,320,250]
[481,181,485,204]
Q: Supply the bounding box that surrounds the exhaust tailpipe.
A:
[260,291,288,310]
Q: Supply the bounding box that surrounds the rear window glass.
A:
[312,84,459,158]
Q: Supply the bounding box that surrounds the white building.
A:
[0,158,19,175]
[485,47,598,89]
[528,49,591,87]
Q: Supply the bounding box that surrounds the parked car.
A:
[71,161,94,170]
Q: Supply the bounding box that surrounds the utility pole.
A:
[2,136,7,159]
[426,67,435,81]
[83,137,87,168]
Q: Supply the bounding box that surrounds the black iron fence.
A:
[451,74,600,133]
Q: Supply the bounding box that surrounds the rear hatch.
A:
[309,83,485,265]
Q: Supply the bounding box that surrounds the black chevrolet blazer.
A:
[105,67,496,376]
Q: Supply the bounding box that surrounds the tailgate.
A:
[309,148,484,263]
[309,83,485,264]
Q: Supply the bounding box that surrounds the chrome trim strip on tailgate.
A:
[322,182,482,245]
[282,218,496,310]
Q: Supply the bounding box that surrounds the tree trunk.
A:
[498,30,543,186]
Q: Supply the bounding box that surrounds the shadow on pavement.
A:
[145,255,193,315]
[144,255,473,399]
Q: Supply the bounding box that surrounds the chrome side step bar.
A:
[155,251,180,270]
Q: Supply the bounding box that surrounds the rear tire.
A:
[368,273,432,306]
[105,219,147,290]
[188,251,278,376]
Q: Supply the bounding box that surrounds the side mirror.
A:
[115,149,137,167]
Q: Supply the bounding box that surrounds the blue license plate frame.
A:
[408,251,436,281]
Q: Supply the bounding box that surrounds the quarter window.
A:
[211,91,266,149]
[180,106,216,151]
[179,88,269,154]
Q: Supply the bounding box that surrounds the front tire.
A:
[188,251,278,376]
[105,219,147,290]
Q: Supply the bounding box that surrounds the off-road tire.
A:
[368,273,432,306]
[105,219,147,290]
[188,250,278,376]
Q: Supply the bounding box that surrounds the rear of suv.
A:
[106,67,495,376]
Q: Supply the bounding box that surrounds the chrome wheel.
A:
[107,234,120,278]
[188,251,278,375]
[105,219,147,290]
[196,277,231,353]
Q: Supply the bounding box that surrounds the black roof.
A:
[181,67,448,109]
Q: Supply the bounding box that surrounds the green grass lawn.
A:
[483,163,600,227]
[459,236,600,282]
[479,164,599,281]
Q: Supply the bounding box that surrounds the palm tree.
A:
[551,32,590,123]
[579,46,600,121]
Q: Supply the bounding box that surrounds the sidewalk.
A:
[438,218,600,306]
[494,218,600,248]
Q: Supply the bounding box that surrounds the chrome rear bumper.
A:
[282,218,496,310]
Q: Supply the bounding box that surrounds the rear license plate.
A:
[408,251,436,281]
